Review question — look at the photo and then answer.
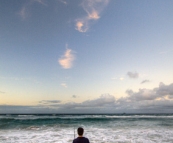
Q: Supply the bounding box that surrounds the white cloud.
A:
[120,77,124,81]
[75,0,109,32]
[111,77,124,81]
[58,48,75,69]
[75,21,88,32]
[127,71,139,79]
[61,83,67,88]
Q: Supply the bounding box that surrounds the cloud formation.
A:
[127,72,139,79]
[18,6,28,20]
[126,82,173,101]
[33,0,47,6]
[59,94,115,109]
[40,82,173,113]
[1,82,173,113]
[75,0,109,32]
[58,49,75,69]
[72,95,77,98]
[141,80,150,84]
[0,91,5,94]
[18,0,46,19]
[111,77,124,81]
[39,100,61,104]
[59,0,67,5]
[61,83,67,88]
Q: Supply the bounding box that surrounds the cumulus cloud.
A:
[156,82,173,98]
[126,89,157,101]
[127,72,139,79]
[1,82,173,113]
[141,80,150,84]
[59,94,115,109]
[58,49,75,69]
[75,0,109,32]
[126,82,173,101]
[82,94,115,107]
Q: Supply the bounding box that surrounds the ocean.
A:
[0,114,173,143]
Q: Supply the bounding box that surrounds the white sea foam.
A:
[1,122,173,143]
[1,114,173,120]
[0,127,173,143]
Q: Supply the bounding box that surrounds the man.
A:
[73,127,90,143]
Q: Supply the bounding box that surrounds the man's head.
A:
[77,127,84,136]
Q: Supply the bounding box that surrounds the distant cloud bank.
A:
[1,82,173,113]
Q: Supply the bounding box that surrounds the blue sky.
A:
[0,0,173,113]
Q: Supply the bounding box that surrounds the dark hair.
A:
[77,127,84,136]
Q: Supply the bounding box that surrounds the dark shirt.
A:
[73,137,90,143]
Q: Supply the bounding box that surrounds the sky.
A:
[0,0,173,114]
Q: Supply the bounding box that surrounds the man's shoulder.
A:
[73,137,89,143]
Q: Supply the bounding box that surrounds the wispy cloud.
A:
[58,0,67,5]
[159,49,173,55]
[0,76,41,84]
[58,48,75,69]
[18,6,28,20]
[18,0,46,19]
[120,77,124,81]
[72,95,77,98]
[75,0,109,32]
[141,80,150,84]
[0,91,5,94]
[39,100,61,104]
[127,72,139,79]
[111,77,124,81]
[61,83,67,88]
[33,0,47,6]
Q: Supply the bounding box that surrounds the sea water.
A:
[0,114,173,143]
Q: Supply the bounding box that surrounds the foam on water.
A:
[0,114,173,143]
[0,125,173,143]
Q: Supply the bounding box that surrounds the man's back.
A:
[73,137,90,143]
